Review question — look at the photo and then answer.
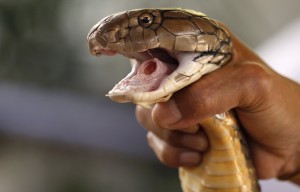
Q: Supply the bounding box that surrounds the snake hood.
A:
[87,8,232,107]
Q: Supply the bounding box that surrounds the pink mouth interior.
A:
[112,57,177,94]
[142,60,157,75]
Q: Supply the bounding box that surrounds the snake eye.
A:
[138,13,153,27]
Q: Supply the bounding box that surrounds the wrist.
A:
[278,170,300,185]
[278,149,300,185]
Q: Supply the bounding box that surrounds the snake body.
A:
[88,8,260,192]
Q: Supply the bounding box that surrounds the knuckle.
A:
[239,63,273,98]
[245,64,271,85]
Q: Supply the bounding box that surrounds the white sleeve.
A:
[256,16,300,83]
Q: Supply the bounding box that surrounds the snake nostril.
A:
[92,46,102,56]
[88,38,102,56]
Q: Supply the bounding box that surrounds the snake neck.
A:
[179,112,260,192]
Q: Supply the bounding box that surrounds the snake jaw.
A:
[105,48,222,107]
[88,32,222,106]
[87,35,221,106]
[106,48,179,104]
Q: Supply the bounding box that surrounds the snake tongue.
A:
[107,57,177,102]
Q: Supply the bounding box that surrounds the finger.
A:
[174,130,209,151]
[136,106,208,151]
[152,62,272,130]
[147,131,202,167]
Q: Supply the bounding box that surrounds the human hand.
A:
[135,25,300,184]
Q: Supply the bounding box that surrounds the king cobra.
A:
[87,8,260,192]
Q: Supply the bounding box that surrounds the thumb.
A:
[152,62,271,130]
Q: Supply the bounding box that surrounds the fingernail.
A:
[153,99,182,127]
[179,152,201,165]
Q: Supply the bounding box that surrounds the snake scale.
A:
[87,8,260,192]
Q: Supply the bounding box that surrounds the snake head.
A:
[87,9,163,57]
[87,8,232,107]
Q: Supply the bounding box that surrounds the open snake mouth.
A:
[88,32,224,105]
[89,40,218,105]
[88,35,197,104]
[109,48,179,95]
